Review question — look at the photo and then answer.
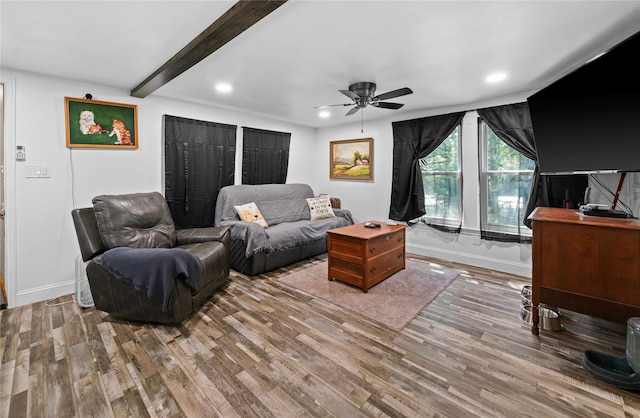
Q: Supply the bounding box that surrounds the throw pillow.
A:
[234,202,269,228]
[306,196,335,221]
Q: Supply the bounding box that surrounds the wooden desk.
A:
[327,222,406,293]
[529,207,640,335]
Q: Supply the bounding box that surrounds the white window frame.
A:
[417,124,462,228]
[479,119,534,237]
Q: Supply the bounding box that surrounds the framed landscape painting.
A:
[330,138,373,180]
[65,97,138,149]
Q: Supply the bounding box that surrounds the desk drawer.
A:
[367,230,404,256]
[369,247,405,276]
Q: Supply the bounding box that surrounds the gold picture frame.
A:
[330,138,373,180]
[65,97,138,149]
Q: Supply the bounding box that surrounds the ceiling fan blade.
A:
[370,102,405,110]
[339,89,360,101]
[345,106,360,116]
[372,87,413,101]
[314,103,353,109]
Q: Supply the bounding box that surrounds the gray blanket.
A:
[215,183,315,226]
[98,247,202,312]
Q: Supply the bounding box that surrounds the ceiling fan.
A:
[316,82,413,116]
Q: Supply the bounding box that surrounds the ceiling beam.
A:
[131,0,287,98]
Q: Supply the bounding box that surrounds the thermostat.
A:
[16,145,25,161]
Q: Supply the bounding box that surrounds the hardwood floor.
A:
[2,254,640,417]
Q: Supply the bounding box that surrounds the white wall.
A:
[1,69,316,307]
[313,101,640,278]
[314,96,539,278]
[586,172,640,215]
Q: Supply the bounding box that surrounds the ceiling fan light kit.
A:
[317,82,413,116]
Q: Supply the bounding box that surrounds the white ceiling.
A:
[1,1,639,128]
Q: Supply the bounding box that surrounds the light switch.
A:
[25,165,51,178]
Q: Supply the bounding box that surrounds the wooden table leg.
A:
[0,273,7,309]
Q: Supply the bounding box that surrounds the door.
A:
[0,83,6,308]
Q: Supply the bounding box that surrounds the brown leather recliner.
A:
[71,192,230,324]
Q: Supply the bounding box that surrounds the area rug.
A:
[278,259,460,331]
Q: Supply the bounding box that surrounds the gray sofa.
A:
[214,183,353,275]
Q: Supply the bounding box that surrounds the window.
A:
[242,127,291,184]
[418,125,461,227]
[479,120,534,237]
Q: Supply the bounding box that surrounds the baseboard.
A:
[13,280,75,308]
[406,243,532,278]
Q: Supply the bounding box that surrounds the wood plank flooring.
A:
[2,253,640,417]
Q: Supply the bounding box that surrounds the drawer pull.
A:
[370,247,376,253]
[397,253,403,259]
[370,266,377,273]
[397,236,403,242]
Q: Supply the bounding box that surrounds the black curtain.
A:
[389,112,466,222]
[477,103,543,240]
[242,127,291,184]
[164,115,236,228]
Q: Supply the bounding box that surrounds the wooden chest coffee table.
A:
[327,222,406,292]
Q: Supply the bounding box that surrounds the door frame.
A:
[1,78,18,308]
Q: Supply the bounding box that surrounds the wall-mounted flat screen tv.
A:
[527,31,640,175]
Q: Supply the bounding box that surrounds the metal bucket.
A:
[519,305,564,331]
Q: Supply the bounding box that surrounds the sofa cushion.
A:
[234,202,269,228]
[306,196,335,220]
[265,216,351,251]
[92,192,176,249]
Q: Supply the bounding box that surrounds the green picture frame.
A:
[330,138,373,180]
[65,97,138,149]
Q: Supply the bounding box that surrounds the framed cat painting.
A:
[65,97,138,149]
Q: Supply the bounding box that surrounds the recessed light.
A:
[486,72,507,83]
[319,110,330,118]
[215,83,232,93]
